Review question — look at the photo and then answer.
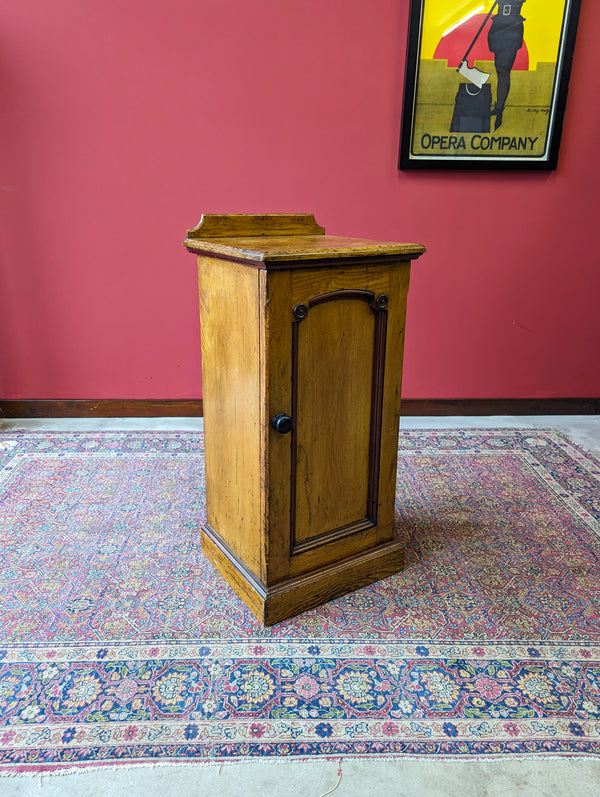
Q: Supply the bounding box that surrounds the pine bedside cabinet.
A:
[184,213,425,625]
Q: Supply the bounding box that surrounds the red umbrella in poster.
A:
[434,3,529,72]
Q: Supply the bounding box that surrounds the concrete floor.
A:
[1,415,599,796]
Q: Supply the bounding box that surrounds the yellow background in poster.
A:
[420,1,567,69]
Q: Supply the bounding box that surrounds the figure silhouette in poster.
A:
[488,1,527,128]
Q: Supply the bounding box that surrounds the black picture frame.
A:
[399,0,582,170]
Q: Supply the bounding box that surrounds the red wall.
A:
[1,0,599,401]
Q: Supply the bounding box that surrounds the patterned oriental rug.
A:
[0,428,600,772]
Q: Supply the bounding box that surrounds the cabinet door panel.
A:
[292,292,379,552]
[265,266,406,582]
[269,267,394,579]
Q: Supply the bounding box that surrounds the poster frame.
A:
[398,0,582,170]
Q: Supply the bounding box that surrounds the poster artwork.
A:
[399,1,582,169]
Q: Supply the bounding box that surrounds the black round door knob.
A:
[271,413,293,434]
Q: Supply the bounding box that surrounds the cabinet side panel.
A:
[198,257,262,575]
[377,263,411,535]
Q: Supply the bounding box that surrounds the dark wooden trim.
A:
[308,288,375,308]
[290,317,300,553]
[289,289,387,556]
[366,300,388,523]
[1,397,598,419]
[400,398,600,416]
[0,400,203,418]
[186,248,423,270]
[291,518,376,556]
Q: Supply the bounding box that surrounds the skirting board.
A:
[0,400,204,418]
[0,398,599,418]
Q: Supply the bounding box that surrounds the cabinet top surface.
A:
[184,234,426,264]
[183,214,425,266]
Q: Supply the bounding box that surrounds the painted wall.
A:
[1,0,598,401]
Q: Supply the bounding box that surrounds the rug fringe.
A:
[2,753,600,778]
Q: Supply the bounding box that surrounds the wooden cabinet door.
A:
[265,263,410,583]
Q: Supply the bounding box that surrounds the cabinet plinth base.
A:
[201,524,405,625]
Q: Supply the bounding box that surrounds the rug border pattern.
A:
[1,428,600,770]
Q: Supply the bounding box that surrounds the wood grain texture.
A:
[201,523,404,626]
[197,256,263,577]
[293,295,375,544]
[185,234,426,265]
[187,214,425,623]
[266,264,400,582]
[186,213,325,239]
[201,524,268,622]
[261,268,294,585]
[261,541,404,626]
[376,264,411,540]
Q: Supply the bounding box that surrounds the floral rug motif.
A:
[0,428,599,770]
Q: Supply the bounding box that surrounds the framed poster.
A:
[399,1,582,170]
